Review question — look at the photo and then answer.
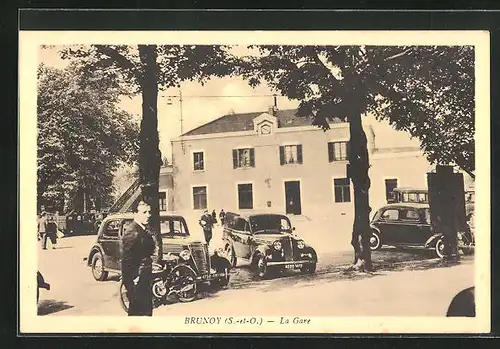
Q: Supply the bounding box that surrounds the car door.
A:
[100,219,121,271]
[376,208,401,245]
[398,208,423,245]
[232,218,252,259]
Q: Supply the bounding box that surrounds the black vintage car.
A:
[85,212,231,287]
[369,203,474,258]
[222,212,317,278]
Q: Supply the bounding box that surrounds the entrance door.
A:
[285,181,302,215]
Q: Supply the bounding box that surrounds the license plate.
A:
[285,263,303,269]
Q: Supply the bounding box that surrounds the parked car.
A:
[369,203,474,258]
[37,271,50,303]
[84,212,231,287]
[222,212,317,278]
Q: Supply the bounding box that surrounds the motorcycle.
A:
[118,260,198,313]
[37,271,50,303]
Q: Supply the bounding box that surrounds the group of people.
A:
[198,208,226,246]
[37,211,61,250]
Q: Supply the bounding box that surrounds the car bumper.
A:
[266,260,316,267]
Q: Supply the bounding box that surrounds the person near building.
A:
[43,214,58,250]
[121,201,156,316]
[199,209,214,246]
[37,211,47,242]
[219,209,226,226]
[211,209,218,225]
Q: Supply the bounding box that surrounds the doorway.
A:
[285,181,302,215]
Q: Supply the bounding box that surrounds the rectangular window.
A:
[193,151,204,171]
[328,141,350,162]
[334,178,351,203]
[279,145,303,165]
[159,192,167,211]
[192,186,207,210]
[238,183,253,209]
[385,178,398,201]
[233,148,255,168]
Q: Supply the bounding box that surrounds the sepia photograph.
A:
[19,29,490,333]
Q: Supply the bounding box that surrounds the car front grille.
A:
[280,236,294,261]
[190,243,209,274]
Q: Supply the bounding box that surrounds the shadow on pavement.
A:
[38,299,74,315]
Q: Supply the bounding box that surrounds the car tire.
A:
[369,231,382,251]
[225,243,237,268]
[300,263,316,274]
[91,252,108,281]
[435,239,445,258]
[255,254,269,279]
[118,281,129,313]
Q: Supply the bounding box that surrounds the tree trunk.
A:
[347,84,373,272]
[138,45,163,263]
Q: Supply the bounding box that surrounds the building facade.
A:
[170,108,437,225]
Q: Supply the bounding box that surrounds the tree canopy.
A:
[241,45,475,179]
[37,63,140,212]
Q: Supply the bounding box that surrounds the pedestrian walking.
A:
[219,209,226,226]
[37,211,47,242]
[211,209,218,225]
[43,214,58,250]
[199,209,214,246]
[121,201,156,316]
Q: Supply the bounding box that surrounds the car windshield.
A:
[249,215,292,234]
[160,217,189,237]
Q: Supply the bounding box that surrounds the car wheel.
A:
[435,239,445,258]
[255,255,269,279]
[170,264,198,303]
[91,252,108,281]
[214,258,231,288]
[459,234,474,256]
[300,263,317,274]
[118,281,129,313]
[224,243,237,268]
[369,231,382,251]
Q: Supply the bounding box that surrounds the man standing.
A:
[38,211,47,242]
[121,201,156,316]
[199,209,214,246]
[44,215,58,249]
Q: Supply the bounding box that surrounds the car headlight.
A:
[273,240,282,250]
[297,240,305,249]
[179,249,191,261]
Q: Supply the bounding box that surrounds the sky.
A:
[38,46,419,161]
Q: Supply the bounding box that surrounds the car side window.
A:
[381,209,399,221]
[402,209,420,221]
[104,219,121,239]
[121,219,134,237]
[234,218,247,232]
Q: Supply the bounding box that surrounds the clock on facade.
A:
[260,124,272,134]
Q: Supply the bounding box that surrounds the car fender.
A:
[86,245,104,267]
[424,234,442,248]
[210,253,232,271]
[250,244,271,265]
[300,246,318,262]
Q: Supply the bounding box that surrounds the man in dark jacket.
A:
[199,209,214,246]
[121,201,156,316]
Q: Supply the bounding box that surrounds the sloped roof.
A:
[182,109,316,136]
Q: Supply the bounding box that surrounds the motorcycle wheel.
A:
[170,264,198,303]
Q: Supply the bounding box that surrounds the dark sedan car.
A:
[369,203,474,258]
[85,212,231,287]
[222,212,317,278]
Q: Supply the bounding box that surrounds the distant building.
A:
[170,108,436,224]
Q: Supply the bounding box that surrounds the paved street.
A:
[37,224,474,317]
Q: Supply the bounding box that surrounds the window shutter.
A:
[328,143,333,162]
[297,145,303,164]
[346,141,351,160]
[249,148,255,167]
[232,149,238,169]
[279,146,285,165]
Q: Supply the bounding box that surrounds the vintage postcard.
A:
[19,29,490,334]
